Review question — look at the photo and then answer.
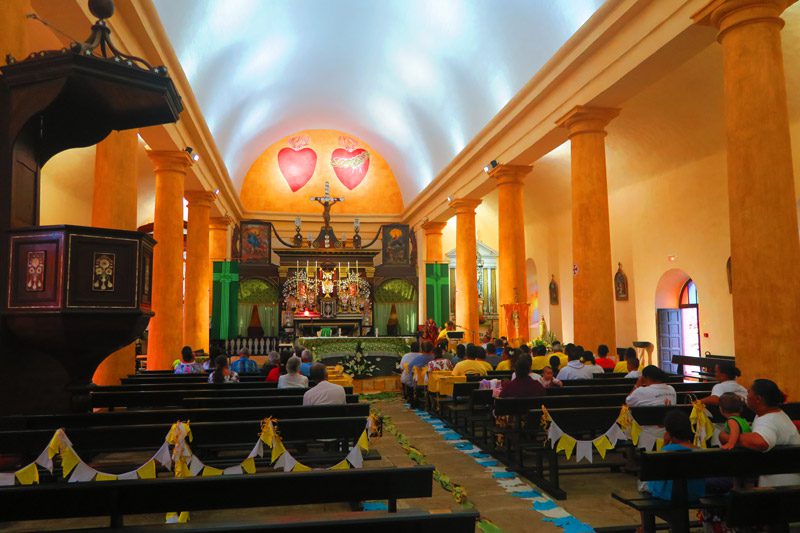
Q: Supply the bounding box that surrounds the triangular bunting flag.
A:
[555,435,577,460]
[153,442,172,470]
[202,466,223,477]
[655,438,664,452]
[271,438,286,464]
[189,456,205,477]
[638,431,656,451]
[118,470,138,481]
[241,457,256,474]
[630,421,642,446]
[223,465,243,476]
[357,430,369,452]
[15,463,39,485]
[174,458,190,478]
[0,472,15,486]
[346,446,363,468]
[606,424,627,447]
[547,423,564,448]
[593,435,614,459]
[68,462,97,483]
[35,447,53,473]
[248,440,263,459]
[136,459,156,479]
[292,461,312,472]
[575,440,593,464]
[329,458,350,470]
[60,446,81,478]
[95,473,117,481]
[281,452,297,472]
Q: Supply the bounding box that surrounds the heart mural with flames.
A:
[331,136,370,190]
[277,136,317,192]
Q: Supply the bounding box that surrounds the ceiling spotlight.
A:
[184,146,200,161]
[447,196,453,203]
[668,255,678,262]
[483,160,498,174]
[192,153,200,162]
[214,188,220,195]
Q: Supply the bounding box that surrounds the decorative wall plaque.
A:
[25,251,45,292]
[614,262,629,301]
[92,252,116,292]
[549,275,559,306]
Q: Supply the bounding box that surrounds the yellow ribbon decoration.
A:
[555,434,577,460]
[540,405,552,431]
[593,435,614,459]
[60,446,80,478]
[241,457,256,474]
[616,405,632,432]
[689,400,714,448]
[329,458,350,470]
[96,473,117,481]
[293,462,312,472]
[260,417,276,447]
[137,459,156,479]
[202,466,223,477]
[630,420,642,446]
[357,430,370,452]
[15,463,39,485]
[165,512,190,523]
[174,458,190,478]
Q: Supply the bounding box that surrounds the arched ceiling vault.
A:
[152,0,604,204]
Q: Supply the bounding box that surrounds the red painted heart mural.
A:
[278,135,317,192]
[331,136,370,190]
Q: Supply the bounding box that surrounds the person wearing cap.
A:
[625,365,677,407]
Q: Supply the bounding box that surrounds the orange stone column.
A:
[147,151,192,370]
[0,1,30,61]
[695,0,800,398]
[208,215,230,314]
[184,191,215,352]
[421,221,447,263]
[450,198,482,344]
[490,164,531,341]
[557,106,619,352]
[91,130,140,384]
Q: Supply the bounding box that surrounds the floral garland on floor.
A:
[370,405,504,533]
[541,400,718,463]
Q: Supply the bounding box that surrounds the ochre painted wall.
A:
[240,129,404,215]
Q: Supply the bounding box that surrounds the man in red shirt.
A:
[595,344,617,371]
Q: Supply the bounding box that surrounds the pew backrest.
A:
[639,446,800,481]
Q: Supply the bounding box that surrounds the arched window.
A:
[679,279,698,307]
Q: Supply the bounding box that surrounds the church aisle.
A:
[374,398,642,532]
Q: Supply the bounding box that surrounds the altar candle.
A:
[306,260,309,276]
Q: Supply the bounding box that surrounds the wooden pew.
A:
[0,403,371,431]
[614,446,800,532]
[121,375,266,384]
[89,389,356,410]
[720,485,800,530]
[103,511,481,532]
[181,395,360,409]
[0,417,368,466]
[0,466,437,528]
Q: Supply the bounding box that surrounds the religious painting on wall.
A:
[382,224,410,265]
[240,221,272,263]
[231,224,241,260]
[549,275,559,306]
[614,263,629,301]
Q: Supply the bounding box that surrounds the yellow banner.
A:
[202,466,223,477]
[60,447,80,478]
[96,473,117,482]
[293,462,312,472]
[137,459,156,479]
[15,462,39,485]
[357,430,370,452]
[555,434,577,460]
[241,457,256,474]
[329,458,350,470]
[593,435,614,459]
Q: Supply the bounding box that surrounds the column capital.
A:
[489,164,532,186]
[146,150,193,174]
[693,0,794,39]
[184,190,217,207]
[209,215,232,230]
[421,220,447,234]
[449,198,482,214]
[556,105,620,137]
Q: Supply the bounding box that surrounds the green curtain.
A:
[374,301,417,336]
[237,303,279,337]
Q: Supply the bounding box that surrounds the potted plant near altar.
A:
[341,342,378,379]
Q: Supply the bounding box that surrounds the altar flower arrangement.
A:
[341,344,378,378]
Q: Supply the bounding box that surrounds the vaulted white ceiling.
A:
[153,0,604,204]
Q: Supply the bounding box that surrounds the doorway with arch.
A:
[654,269,700,373]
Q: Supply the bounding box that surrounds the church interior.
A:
[0,0,799,531]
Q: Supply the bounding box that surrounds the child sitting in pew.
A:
[718,392,751,450]
[643,410,706,502]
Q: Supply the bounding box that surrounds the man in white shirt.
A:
[582,351,605,375]
[624,353,641,379]
[556,350,595,380]
[625,365,677,407]
[303,363,346,405]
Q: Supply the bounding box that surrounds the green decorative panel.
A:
[375,278,416,302]
[239,278,278,303]
[211,261,239,340]
[425,263,449,326]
